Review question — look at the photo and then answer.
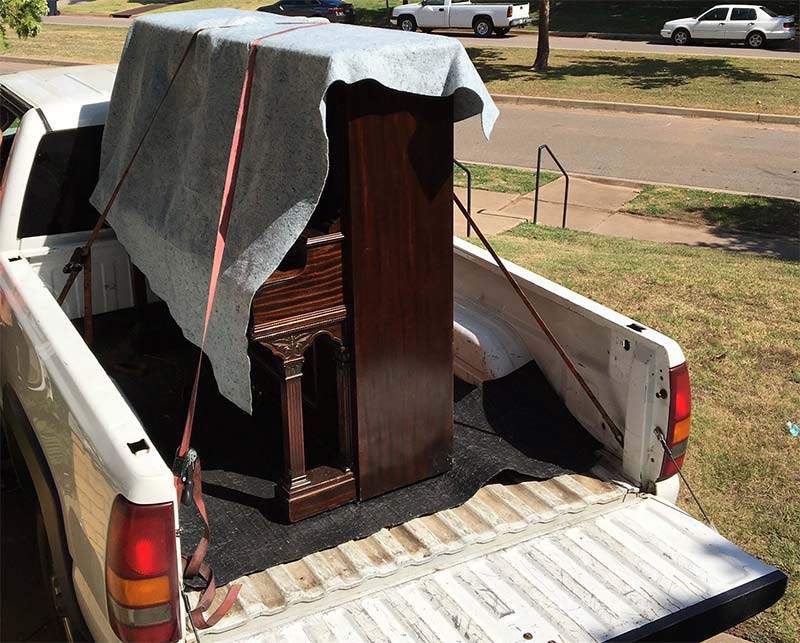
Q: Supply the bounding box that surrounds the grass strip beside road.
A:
[477,224,800,643]
[0,25,125,63]
[625,186,800,238]
[454,162,559,193]
[467,46,800,116]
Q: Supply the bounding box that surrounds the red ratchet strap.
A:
[173,22,329,630]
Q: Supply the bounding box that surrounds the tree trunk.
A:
[533,0,550,72]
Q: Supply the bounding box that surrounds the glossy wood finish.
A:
[249,81,456,518]
[249,227,355,522]
[251,232,345,337]
[330,81,455,500]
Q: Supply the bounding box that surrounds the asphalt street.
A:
[455,106,800,198]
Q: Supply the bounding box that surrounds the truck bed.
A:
[85,302,603,584]
[194,476,785,643]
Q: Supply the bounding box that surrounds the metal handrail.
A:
[453,159,473,238]
[533,144,570,228]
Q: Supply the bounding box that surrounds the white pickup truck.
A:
[0,64,788,643]
[391,0,531,36]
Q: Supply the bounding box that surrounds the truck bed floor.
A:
[87,304,600,584]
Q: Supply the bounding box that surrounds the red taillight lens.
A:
[506,5,513,18]
[659,362,691,481]
[106,497,181,643]
[330,6,344,14]
[784,21,794,28]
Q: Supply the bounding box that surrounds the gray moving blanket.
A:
[92,9,498,413]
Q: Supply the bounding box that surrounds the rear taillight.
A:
[784,21,794,28]
[106,497,181,643]
[330,6,344,14]
[659,362,691,480]
[506,5,513,18]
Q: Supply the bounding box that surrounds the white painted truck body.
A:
[391,0,531,35]
[0,65,786,643]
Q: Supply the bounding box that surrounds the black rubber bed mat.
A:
[88,305,600,585]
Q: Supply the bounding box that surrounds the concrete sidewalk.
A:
[454,177,799,262]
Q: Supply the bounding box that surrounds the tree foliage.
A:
[533,0,550,72]
[0,0,48,48]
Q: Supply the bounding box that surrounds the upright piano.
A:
[248,80,455,522]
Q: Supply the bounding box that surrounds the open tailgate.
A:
[204,492,786,642]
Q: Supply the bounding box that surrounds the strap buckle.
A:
[172,447,198,507]
[62,247,86,275]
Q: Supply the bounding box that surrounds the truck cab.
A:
[392,0,531,37]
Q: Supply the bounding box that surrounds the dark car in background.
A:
[257,0,355,23]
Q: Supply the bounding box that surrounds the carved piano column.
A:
[334,345,354,472]
[276,353,308,491]
[253,321,356,522]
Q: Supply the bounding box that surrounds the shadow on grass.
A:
[509,221,800,262]
[681,199,800,238]
[355,5,393,26]
[691,229,800,262]
[467,46,799,90]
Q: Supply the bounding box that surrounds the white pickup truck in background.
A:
[0,64,788,643]
[392,0,531,36]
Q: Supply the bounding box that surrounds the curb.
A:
[458,160,800,203]
[490,94,800,126]
[0,55,85,67]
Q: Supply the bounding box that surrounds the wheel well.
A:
[473,14,493,27]
[2,385,90,639]
[746,29,766,39]
[398,14,415,23]
[673,27,689,35]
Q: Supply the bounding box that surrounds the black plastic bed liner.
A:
[88,304,600,585]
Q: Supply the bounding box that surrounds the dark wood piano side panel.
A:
[332,82,455,500]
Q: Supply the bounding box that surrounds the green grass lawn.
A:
[467,46,800,115]
[0,24,126,62]
[476,223,800,643]
[454,162,559,193]
[626,186,800,238]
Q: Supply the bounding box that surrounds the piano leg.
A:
[264,326,356,522]
[278,355,309,491]
[335,345,354,472]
